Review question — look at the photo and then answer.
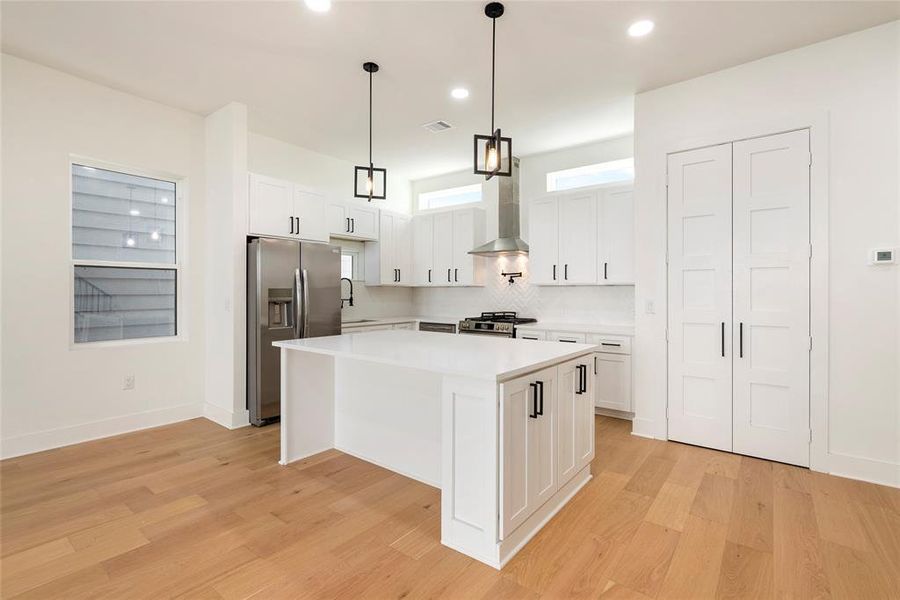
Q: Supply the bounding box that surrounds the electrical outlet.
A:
[123,375,135,391]
[645,300,656,314]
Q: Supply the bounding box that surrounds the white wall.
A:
[0,55,207,457]
[633,22,899,486]
[411,136,636,325]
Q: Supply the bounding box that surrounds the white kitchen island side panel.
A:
[279,350,335,466]
[335,358,442,487]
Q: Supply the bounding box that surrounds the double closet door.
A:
[667,129,811,467]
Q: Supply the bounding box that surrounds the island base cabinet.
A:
[557,356,596,485]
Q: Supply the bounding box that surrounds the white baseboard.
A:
[202,403,250,430]
[826,452,900,489]
[595,407,634,420]
[631,416,664,440]
[0,402,202,459]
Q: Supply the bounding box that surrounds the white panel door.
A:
[294,189,328,242]
[732,130,810,467]
[558,191,598,284]
[433,211,454,286]
[393,215,411,285]
[594,353,632,413]
[530,367,558,508]
[667,144,734,452]
[501,376,532,537]
[556,359,579,484]
[528,197,560,285]
[376,212,395,285]
[347,205,378,240]
[327,202,350,236]
[452,209,475,285]
[412,214,434,286]
[599,187,635,284]
[577,357,595,470]
[249,174,294,238]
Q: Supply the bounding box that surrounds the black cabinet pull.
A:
[739,322,744,358]
[398,268,401,282]
[428,269,432,283]
[559,339,577,343]
[351,218,355,233]
[536,381,544,416]
[289,216,295,234]
[529,383,538,419]
[601,342,621,347]
[594,355,598,375]
[345,217,350,233]
[295,217,300,234]
[604,262,608,280]
[721,322,725,357]
[447,268,451,282]
[575,365,583,395]
[582,364,588,393]
[552,264,557,281]
[564,264,568,280]
[454,268,458,282]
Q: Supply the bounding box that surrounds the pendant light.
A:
[473,2,512,179]
[354,61,386,201]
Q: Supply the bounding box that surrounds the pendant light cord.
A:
[491,16,496,133]
[368,70,373,167]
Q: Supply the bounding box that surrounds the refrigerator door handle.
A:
[299,268,310,338]
[293,268,302,338]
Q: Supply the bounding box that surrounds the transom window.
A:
[546,158,634,192]
[417,183,482,211]
[71,163,179,343]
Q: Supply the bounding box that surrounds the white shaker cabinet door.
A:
[249,173,295,238]
[666,144,734,453]
[432,211,454,286]
[528,197,560,285]
[732,129,810,467]
[412,214,435,286]
[594,353,632,413]
[557,191,598,284]
[598,187,635,284]
[293,188,328,242]
[557,356,593,485]
[348,204,378,240]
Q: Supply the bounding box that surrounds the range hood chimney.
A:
[469,156,529,256]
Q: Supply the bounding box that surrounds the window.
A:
[341,253,354,279]
[417,183,482,211]
[546,158,634,192]
[71,164,179,343]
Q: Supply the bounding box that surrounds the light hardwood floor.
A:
[2,416,898,599]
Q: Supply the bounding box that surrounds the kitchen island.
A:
[274,329,597,568]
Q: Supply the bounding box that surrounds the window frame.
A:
[545,157,634,192]
[416,183,483,213]
[68,156,188,349]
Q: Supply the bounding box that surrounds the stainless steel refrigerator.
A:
[247,238,342,426]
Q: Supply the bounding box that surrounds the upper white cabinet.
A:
[412,207,486,287]
[327,200,379,241]
[248,173,328,242]
[365,210,411,286]
[528,185,634,286]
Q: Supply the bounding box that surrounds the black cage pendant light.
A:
[354,61,387,201]
[473,2,512,179]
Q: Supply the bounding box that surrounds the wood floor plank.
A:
[1,416,897,599]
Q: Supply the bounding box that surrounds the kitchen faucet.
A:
[340,277,354,308]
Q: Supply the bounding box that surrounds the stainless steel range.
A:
[457,311,537,338]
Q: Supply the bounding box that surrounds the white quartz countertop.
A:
[274,329,597,382]
[341,315,462,329]
[515,322,635,336]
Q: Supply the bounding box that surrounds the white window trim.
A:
[546,157,634,192]
[416,183,484,214]
[68,155,189,349]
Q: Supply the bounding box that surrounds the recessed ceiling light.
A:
[304,0,331,13]
[628,20,654,37]
[451,87,469,100]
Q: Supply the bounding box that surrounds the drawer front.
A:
[549,332,587,344]
[517,329,546,341]
[586,334,631,355]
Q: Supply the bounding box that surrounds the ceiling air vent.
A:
[422,120,452,133]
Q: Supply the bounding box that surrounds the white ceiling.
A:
[3,1,898,180]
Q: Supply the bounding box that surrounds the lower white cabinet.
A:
[586,334,632,413]
[501,357,594,538]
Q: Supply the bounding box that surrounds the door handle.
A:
[575,365,583,395]
[529,383,538,419]
[604,262,608,280]
[739,322,744,358]
[293,268,301,338]
[454,268,458,282]
[536,381,544,416]
[552,264,557,281]
[721,322,725,357]
[564,264,568,280]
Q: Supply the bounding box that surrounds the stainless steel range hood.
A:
[469,156,529,256]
